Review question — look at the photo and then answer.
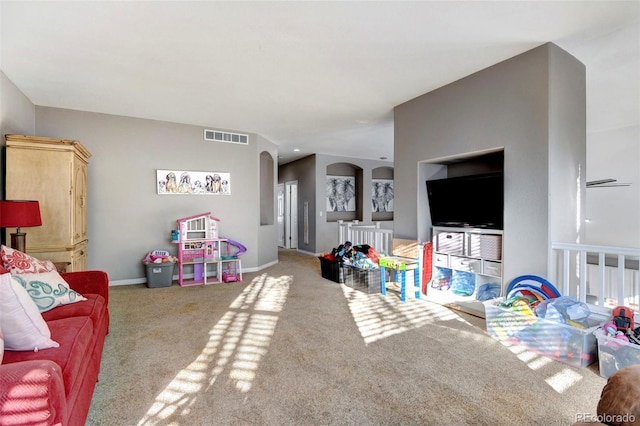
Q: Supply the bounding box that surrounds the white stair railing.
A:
[337,220,393,255]
[550,242,640,316]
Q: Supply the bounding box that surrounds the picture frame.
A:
[372,179,394,212]
[157,169,231,195]
[326,175,356,212]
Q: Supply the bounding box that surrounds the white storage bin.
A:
[468,234,502,260]
[436,232,464,255]
[483,260,502,277]
[595,329,640,378]
[433,253,449,267]
[450,255,482,273]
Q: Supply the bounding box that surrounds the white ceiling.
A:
[1,1,638,164]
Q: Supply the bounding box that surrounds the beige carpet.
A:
[86,249,607,425]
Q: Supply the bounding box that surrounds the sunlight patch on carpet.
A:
[500,341,583,391]
[546,368,583,393]
[341,285,460,344]
[137,273,290,425]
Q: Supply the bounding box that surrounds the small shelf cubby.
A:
[427,226,503,309]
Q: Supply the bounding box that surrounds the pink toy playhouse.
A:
[174,212,244,286]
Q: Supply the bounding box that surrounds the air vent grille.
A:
[204,129,248,145]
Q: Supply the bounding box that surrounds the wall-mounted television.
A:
[426,172,503,230]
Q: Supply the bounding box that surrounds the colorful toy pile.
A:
[143,249,178,264]
[505,274,561,302]
[328,241,381,269]
[498,275,594,328]
[492,275,564,329]
[485,274,605,368]
[595,306,640,378]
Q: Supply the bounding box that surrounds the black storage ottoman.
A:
[318,256,344,283]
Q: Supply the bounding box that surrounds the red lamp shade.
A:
[0,200,42,228]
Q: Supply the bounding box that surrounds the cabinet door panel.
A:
[6,149,73,247]
[73,159,88,243]
[72,241,88,272]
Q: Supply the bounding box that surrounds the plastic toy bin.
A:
[145,263,175,288]
[318,257,343,283]
[595,330,640,378]
[483,298,607,368]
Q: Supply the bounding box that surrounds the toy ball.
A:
[603,323,618,336]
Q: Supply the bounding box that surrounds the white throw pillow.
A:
[1,245,56,274]
[0,273,59,351]
[0,329,4,363]
[12,271,87,313]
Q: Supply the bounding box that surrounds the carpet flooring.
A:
[86,248,607,425]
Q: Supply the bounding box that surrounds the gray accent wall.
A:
[0,72,35,137]
[279,153,394,255]
[394,43,586,285]
[279,154,316,252]
[0,72,36,201]
[31,107,277,282]
[256,135,279,268]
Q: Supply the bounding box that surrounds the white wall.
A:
[585,125,640,247]
[578,23,640,248]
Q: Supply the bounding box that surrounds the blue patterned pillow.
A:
[11,271,87,313]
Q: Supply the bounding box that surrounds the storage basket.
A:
[436,232,464,255]
[318,257,343,283]
[343,266,381,294]
[595,329,640,378]
[145,262,175,288]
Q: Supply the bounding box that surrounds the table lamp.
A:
[0,200,42,252]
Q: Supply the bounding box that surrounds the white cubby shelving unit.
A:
[426,226,503,316]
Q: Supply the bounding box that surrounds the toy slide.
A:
[221,238,246,283]
[224,238,247,257]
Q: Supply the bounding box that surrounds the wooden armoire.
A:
[4,135,91,271]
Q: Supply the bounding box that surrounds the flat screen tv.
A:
[426,172,503,230]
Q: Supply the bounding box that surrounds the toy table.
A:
[379,256,421,302]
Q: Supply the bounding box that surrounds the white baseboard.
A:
[296,249,321,257]
[108,260,280,286]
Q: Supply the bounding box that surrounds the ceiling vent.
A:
[204,129,249,145]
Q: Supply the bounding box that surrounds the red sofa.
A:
[0,270,109,426]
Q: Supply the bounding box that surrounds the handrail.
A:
[549,242,640,316]
[338,220,393,256]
